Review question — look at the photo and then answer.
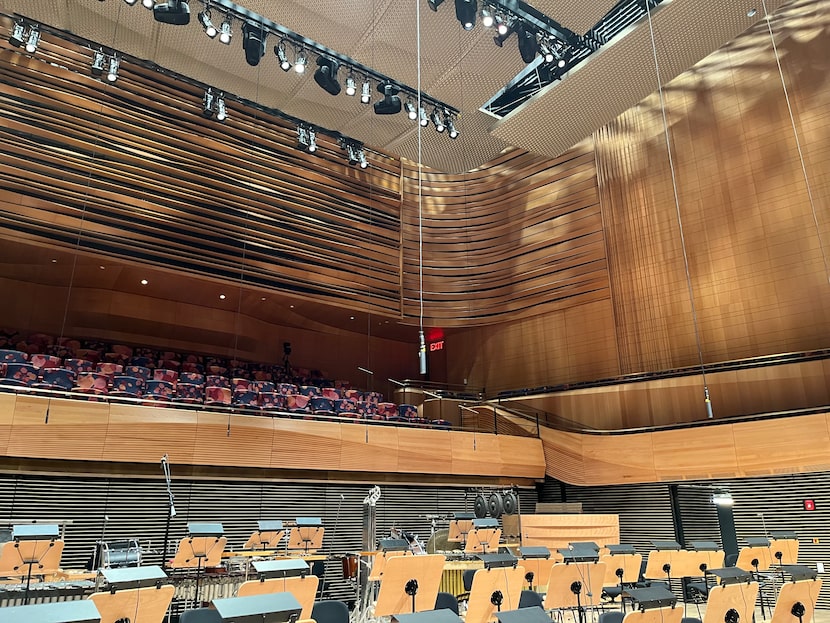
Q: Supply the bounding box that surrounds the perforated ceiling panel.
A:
[2,0,793,171]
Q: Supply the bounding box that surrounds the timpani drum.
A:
[342,553,359,580]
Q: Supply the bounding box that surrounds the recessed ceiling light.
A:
[219,294,226,300]
[99,265,106,270]
[350,316,355,320]
[290,305,295,309]
[260,297,266,301]
[747,8,757,16]
[140,279,148,285]
[51,258,57,263]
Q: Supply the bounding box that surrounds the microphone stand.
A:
[160,455,176,568]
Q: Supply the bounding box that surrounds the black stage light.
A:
[153,0,190,25]
[373,82,401,115]
[517,23,538,63]
[428,0,446,10]
[242,22,266,66]
[314,57,342,96]
[455,0,477,30]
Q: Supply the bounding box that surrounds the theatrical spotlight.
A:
[538,39,554,64]
[418,105,429,127]
[430,108,445,132]
[342,141,368,169]
[198,8,218,38]
[428,0,446,11]
[202,88,226,121]
[25,27,40,53]
[294,49,307,74]
[142,0,155,8]
[297,125,317,153]
[480,6,494,28]
[242,22,266,66]
[106,56,120,82]
[275,40,291,71]
[360,79,371,104]
[345,75,356,96]
[218,16,232,44]
[8,21,26,48]
[517,23,538,63]
[455,0,477,30]
[153,0,190,25]
[314,57,342,96]
[374,82,401,115]
[446,114,459,139]
[123,0,139,5]
[91,50,106,77]
[404,100,418,121]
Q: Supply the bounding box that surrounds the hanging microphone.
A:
[418,331,427,374]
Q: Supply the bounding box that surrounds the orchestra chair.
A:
[435,591,460,614]
[599,612,625,623]
[310,599,350,623]
[519,590,544,609]
[180,608,223,623]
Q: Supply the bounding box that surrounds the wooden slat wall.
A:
[540,411,830,486]
[0,20,403,317]
[595,1,830,374]
[0,394,546,480]
[399,145,610,326]
[507,357,830,430]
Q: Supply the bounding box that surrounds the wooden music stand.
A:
[238,575,319,620]
[769,539,799,565]
[464,527,502,554]
[168,536,227,569]
[287,525,325,554]
[374,553,445,617]
[623,606,682,623]
[520,557,559,592]
[464,565,526,623]
[543,562,607,611]
[0,539,65,580]
[448,519,474,545]
[644,549,680,580]
[244,530,285,551]
[703,581,759,623]
[90,585,175,623]
[601,553,642,587]
[736,546,772,572]
[368,550,412,581]
[770,579,823,623]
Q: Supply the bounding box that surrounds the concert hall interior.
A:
[1,0,830,621]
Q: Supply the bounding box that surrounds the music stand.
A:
[544,560,607,623]
[381,538,411,552]
[703,579,758,623]
[187,522,225,606]
[709,568,753,585]
[600,551,642,612]
[239,560,317,620]
[0,600,101,623]
[607,544,638,555]
[287,517,324,554]
[374,553,446,617]
[90,566,175,623]
[465,519,501,554]
[12,524,60,605]
[769,533,799,566]
[519,547,557,592]
[392,609,463,623]
[213,591,303,623]
[626,587,678,611]
[245,520,285,551]
[448,513,475,545]
[690,541,720,552]
[465,564,526,623]
[770,578,823,623]
[496,606,551,623]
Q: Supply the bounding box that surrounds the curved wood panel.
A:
[541,411,830,486]
[0,395,545,480]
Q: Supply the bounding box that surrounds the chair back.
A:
[311,600,350,623]
[180,607,223,623]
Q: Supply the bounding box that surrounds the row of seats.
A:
[0,348,451,429]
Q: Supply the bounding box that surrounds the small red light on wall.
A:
[804,499,816,511]
[429,340,444,352]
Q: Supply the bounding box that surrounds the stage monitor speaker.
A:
[0,600,101,623]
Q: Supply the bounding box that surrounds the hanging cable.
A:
[645,0,713,418]
[416,0,427,375]
[760,0,829,283]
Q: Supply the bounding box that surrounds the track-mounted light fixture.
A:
[202,87,227,121]
[153,0,190,25]
[91,50,106,76]
[218,16,232,44]
[404,100,418,121]
[374,82,401,115]
[314,56,341,96]
[430,108,445,132]
[297,125,317,152]
[446,114,459,139]
[123,0,138,5]
[275,40,291,71]
[9,21,26,48]
[455,0,477,30]
[25,27,40,53]
[106,56,120,81]
[427,0,446,11]
[360,79,371,104]
[341,139,369,169]
[242,22,266,66]
[345,75,356,96]
[142,0,155,8]
[419,105,429,127]
[198,8,217,38]
[480,6,494,28]
[294,48,307,73]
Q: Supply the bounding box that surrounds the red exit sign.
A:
[429,340,445,352]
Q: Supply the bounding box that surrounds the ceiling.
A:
[1,0,788,173]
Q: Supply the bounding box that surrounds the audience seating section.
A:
[0,330,453,430]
